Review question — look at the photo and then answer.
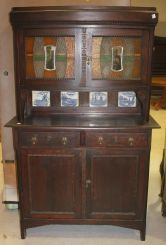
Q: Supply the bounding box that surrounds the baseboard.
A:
[4,160,15,163]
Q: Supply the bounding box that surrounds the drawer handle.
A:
[85,179,91,188]
[31,136,37,145]
[62,136,68,145]
[98,136,104,145]
[128,137,134,146]
[47,135,52,142]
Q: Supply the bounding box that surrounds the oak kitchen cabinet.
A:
[6,6,159,240]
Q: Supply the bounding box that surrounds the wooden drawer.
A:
[85,132,148,148]
[20,132,80,147]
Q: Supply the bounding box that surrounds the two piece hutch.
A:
[6,6,159,240]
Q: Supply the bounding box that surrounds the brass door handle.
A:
[128,137,134,146]
[31,136,37,145]
[47,135,52,142]
[62,136,68,145]
[85,179,91,188]
[98,136,104,145]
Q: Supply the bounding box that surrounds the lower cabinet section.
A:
[14,129,151,241]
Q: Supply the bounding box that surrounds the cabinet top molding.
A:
[10,6,158,26]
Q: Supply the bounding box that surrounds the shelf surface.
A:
[5,115,160,130]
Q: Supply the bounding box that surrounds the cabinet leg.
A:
[20,223,26,239]
[162,201,166,217]
[140,228,146,241]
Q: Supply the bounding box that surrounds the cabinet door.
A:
[86,28,149,87]
[86,148,149,220]
[19,28,82,86]
[20,148,82,219]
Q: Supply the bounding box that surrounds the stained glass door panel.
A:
[91,37,142,80]
[25,36,75,79]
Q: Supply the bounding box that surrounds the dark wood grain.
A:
[86,148,149,220]
[10,6,158,122]
[7,6,159,240]
[20,148,82,218]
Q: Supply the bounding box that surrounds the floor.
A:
[0,109,166,244]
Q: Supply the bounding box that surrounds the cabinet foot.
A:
[140,229,146,241]
[20,226,26,239]
[162,201,166,217]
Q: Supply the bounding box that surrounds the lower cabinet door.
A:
[86,148,149,220]
[20,148,82,219]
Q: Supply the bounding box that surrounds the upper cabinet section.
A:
[10,6,158,121]
[10,6,158,87]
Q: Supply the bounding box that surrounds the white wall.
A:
[12,0,130,6]
[0,0,15,160]
[131,0,166,37]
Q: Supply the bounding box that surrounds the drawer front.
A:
[86,132,148,148]
[20,132,80,147]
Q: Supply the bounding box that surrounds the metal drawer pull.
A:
[98,136,104,145]
[31,136,37,145]
[128,137,134,146]
[85,179,91,188]
[47,135,52,141]
[62,136,68,145]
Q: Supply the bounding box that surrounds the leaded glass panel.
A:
[25,36,75,79]
[92,37,141,80]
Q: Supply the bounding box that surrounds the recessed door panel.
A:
[86,148,149,220]
[20,148,82,219]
